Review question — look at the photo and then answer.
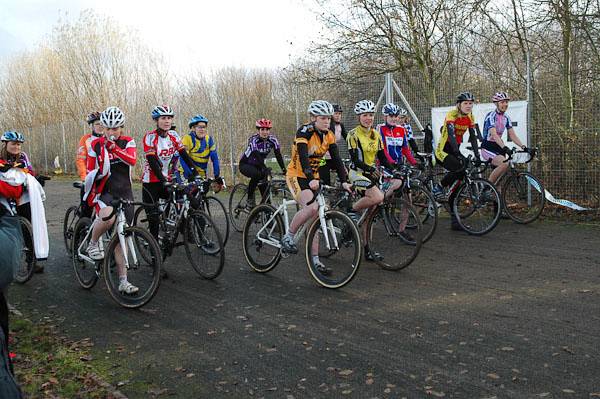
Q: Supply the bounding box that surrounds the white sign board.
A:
[431,101,528,157]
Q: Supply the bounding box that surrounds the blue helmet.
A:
[382,103,400,116]
[151,105,175,120]
[1,131,25,143]
[188,114,209,128]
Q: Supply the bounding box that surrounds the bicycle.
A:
[498,148,545,224]
[419,154,501,235]
[242,183,361,289]
[71,198,162,308]
[8,197,35,284]
[134,179,225,280]
[189,178,230,246]
[63,182,89,253]
[229,171,295,232]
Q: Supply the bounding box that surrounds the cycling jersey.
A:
[76,133,101,180]
[377,123,416,165]
[287,123,336,179]
[403,123,414,140]
[142,130,184,183]
[240,134,280,166]
[482,110,512,142]
[435,109,475,161]
[347,125,384,170]
[179,132,220,179]
[87,135,136,202]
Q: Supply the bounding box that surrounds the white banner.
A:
[431,101,528,157]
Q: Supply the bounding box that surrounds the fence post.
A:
[526,50,533,204]
[43,124,49,173]
[385,73,393,105]
[228,96,235,185]
[295,82,300,129]
[61,122,67,174]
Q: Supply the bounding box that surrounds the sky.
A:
[0,0,322,74]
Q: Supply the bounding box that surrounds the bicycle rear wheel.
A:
[305,210,361,288]
[454,178,501,235]
[406,185,438,243]
[502,172,545,224]
[14,217,35,284]
[367,200,423,271]
[184,210,225,279]
[104,226,161,308]
[229,183,250,232]
[72,217,99,289]
[63,205,78,254]
[203,196,230,246]
[242,204,283,273]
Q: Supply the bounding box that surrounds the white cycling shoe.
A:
[118,281,139,295]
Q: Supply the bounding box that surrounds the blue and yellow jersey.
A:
[178,132,220,179]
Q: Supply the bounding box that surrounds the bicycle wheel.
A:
[72,217,99,289]
[203,196,230,246]
[502,172,545,224]
[367,200,423,271]
[63,205,78,254]
[14,217,35,284]
[229,183,250,232]
[406,185,438,243]
[103,226,161,308]
[132,206,156,264]
[453,178,501,235]
[184,210,225,279]
[242,204,283,273]
[305,210,361,288]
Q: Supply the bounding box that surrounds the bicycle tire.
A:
[14,217,36,284]
[103,226,162,308]
[203,195,230,246]
[242,204,283,273]
[184,210,225,279]
[229,183,250,232]
[132,206,157,264]
[305,210,361,289]
[502,172,545,224]
[406,185,438,243]
[63,205,79,254]
[453,178,501,235]
[72,217,99,289]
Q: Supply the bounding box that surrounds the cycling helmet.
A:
[456,92,475,103]
[255,118,272,129]
[308,100,334,116]
[151,105,175,120]
[86,111,101,125]
[332,103,343,113]
[382,103,400,116]
[398,107,408,117]
[100,106,125,128]
[1,131,25,143]
[188,114,209,128]
[492,92,510,102]
[354,100,376,115]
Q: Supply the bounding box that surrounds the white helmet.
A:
[398,107,408,117]
[354,100,376,115]
[100,106,125,128]
[307,100,334,116]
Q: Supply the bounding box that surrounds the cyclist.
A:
[281,100,351,273]
[481,92,527,185]
[377,103,417,168]
[239,118,286,208]
[434,92,481,230]
[347,100,399,261]
[76,112,103,181]
[397,108,423,162]
[141,105,198,242]
[177,114,224,190]
[318,103,348,185]
[83,106,139,294]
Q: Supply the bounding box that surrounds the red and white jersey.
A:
[142,129,184,183]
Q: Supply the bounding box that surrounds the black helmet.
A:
[86,111,101,125]
[332,103,343,113]
[456,92,475,103]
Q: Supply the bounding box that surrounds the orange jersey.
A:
[75,133,98,180]
[287,123,336,179]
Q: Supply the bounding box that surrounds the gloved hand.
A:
[0,163,13,173]
[368,167,381,181]
[105,140,116,151]
[522,146,529,153]
[214,176,224,186]
[503,146,514,156]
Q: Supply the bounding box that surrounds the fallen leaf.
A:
[339,369,353,376]
[562,389,575,394]
[366,378,374,385]
[500,347,515,351]
[186,373,195,378]
[487,373,500,380]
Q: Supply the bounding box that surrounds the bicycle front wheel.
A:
[14,217,35,284]
[502,172,545,224]
[104,226,162,308]
[367,200,423,271]
[72,217,99,289]
[203,196,230,246]
[229,183,250,232]
[242,204,283,273]
[454,178,501,235]
[63,205,78,254]
[407,185,438,243]
[305,210,361,289]
[184,210,225,279]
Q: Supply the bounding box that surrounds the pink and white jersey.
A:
[142,129,184,183]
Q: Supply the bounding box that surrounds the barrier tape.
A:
[525,175,591,211]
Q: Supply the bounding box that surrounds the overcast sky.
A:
[0,0,321,74]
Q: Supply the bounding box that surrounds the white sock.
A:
[312,255,320,264]
[119,276,127,284]
[285,231,295,240]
